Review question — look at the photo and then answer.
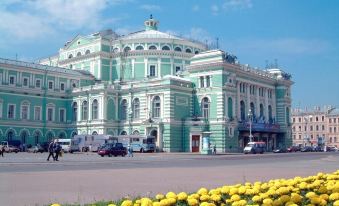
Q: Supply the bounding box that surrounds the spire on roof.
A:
[144,15,159,31]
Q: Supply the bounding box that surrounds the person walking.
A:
[127,144,133,157]
[54,139,62,161]
[213,145,217,155]
[47,140,55,161]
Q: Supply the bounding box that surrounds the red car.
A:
[287,146,301,152]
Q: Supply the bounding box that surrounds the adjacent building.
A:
[0,16,293,152]
[291,106,339,148]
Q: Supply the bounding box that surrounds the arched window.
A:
[162,45,170,51]
[268,105,273,123]
[133,130,140,135]
[20,130,28,144]
[85,50,90,55]
[250,102,255,117]
[6,130,15,141]
[202,97,210,119]
[132,98,140,119]
[260,104,264,118]
[33,130,41,144]
[120,131,127,135]
[46,131,54,142]
[195,51,199,54]
[121,99,128,120]
[228,97,233,119]
[72,102,77,121]
[58,132,66,139]
[135,45,144,50]
[71,131,77,137]
[185,48,192,53]
[92,131,98,135]
[76,52,81,57]
[68,54,73,59]
[152,96,161,118]
[149,45,157,50]
[123,46,131,52]
[240,101,245,121]
[174,47,182,52]
[82,101,88,120]
[112,47,119,53]
[92,99,98,120]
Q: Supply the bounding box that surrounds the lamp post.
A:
[303,115,312,146]
[248,109,253,142]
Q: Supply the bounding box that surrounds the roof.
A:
[328,108,339,116]
[120,29,184,41]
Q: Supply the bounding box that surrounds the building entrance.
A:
[191,135,200,152]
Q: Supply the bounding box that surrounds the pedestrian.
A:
[54,140,62,161]
[213,145,217,155]
[0,144,4,157]
[47,140,55,161]
[127,144,133,157]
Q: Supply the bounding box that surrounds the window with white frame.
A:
[60,83,65,91]
[35,79,41,88]
[206,76,210,87]
[149,65,156,77]
[48,81,54,90]
[59,109,66,122]
[92,99,98,120]
[202,97,210,119]
[132,98,140,119]
[21,102,29,120]
[82,101,88,120]
[34,106,41,121]
[9,75,15,85]
[23,77,29,87]
[152,96,161,118]
[8,104,15,119]
[120,99,128,120]
[200,76,204,88]
[47,107,54,121]
[175,66,181,73]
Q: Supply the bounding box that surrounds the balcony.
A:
[238,122,281,133]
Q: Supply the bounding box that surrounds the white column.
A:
[97,59,101,79]
[237,82,241,119]
[131,58,135,79]
[265,89,269,120]
[256,86,260,117]
[157,58,161,77]
[225,94,228,118]
[246,83,250,114]
[144,58,148,77]
[109,60,112,82]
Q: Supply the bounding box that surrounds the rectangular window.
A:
[35,79,41,88]
[206,76,210,87]
[329,118,332,123]
[175,66,181,73]
[9,76,15,85]
[59,109,65,122]
[322,125,325,130]
[200,76,204,88]
[34,107,41,121]
[21,105,29,120]
[60,83,65,91]
[8,104,15,119]
[48,81,54,90]
[23,78,29,87]
[149,65,156,77]
[47,108,53,121]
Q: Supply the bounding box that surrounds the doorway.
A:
[191,135,200,152]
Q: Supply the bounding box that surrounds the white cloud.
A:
[183,28,214,46]
[140,4,162,12]
[211,5,219,15]
[192,5,200,12]
[222,0,253,11]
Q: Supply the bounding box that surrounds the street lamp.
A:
[248,109,253,142]
[303,115,312,146]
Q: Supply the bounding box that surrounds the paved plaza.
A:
[0,152,338,206]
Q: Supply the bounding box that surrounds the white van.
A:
[70,135,115,153]
[57,139,71,153]
[116,135,156,153]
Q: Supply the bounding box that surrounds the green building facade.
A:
[0,16,293,152]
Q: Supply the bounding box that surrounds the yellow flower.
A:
[177,192,188,201]
[108,204,116,206]
[306,192,316,199]
[329,193,339,201]
[166,192,177,199]
[319,194,329,201]
[333,200,339,206]
[141,198,153,206]
[229,188,239,195]
[238,186,246,194]
[156,194,165,200]
[200,194,210,202]
[252,195,261,203]
[167,197,176,205]
[290,193,302,203]
[50,204,61,206]
[187,198,199,206]
[211,194,221,202]
[188,194,200,200]
[198,188,209,195]
[153,202,160,206]
[279,195,290,203]
[121,200,133,206]
[159,199,168,206]
[263,198,273,205]
[200,202,209,206]
[272,199,282,206]
[221,186,230,194]
[230,194,241,202]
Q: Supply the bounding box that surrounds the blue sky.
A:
[0,0,338,109]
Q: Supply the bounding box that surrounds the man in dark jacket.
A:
[54,139,62,161]
[46,140,55,161]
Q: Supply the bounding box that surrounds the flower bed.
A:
[51,170,339,206]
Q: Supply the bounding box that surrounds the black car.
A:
[273,148,288,153]
[97,143,127,157]
[301,146,314,152]
[287,146,301,152]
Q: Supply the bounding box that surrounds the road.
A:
[0,152,338,206]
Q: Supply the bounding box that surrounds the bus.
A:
[115,135,156,153]
[70,135,117,153]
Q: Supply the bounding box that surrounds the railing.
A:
[238,122,281,132]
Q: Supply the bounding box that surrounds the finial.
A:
[150,14,153,19]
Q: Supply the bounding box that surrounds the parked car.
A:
[97,143,127,157]
[1,141,20,153]
[243,142,266,154]
[301,146,314,152]
[273,148,288,153]
[326,146,338,152]
[313,146,323,152]
[27,145,44,153]
[287,146,301,152]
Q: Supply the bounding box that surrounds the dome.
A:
[120,29,184,41]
